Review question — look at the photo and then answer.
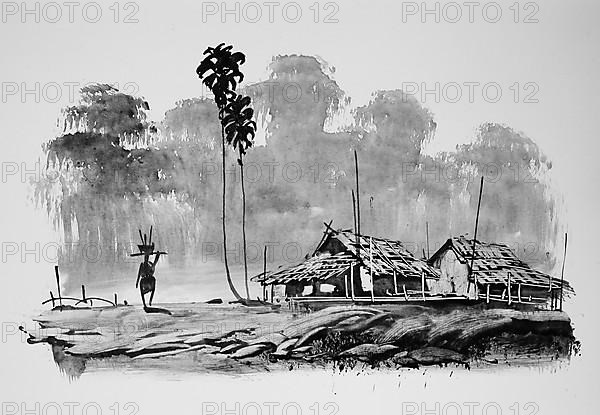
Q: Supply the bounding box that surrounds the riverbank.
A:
[22,303,578,378]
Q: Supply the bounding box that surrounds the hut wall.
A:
[285,281,306,297]
[429,249,469,295]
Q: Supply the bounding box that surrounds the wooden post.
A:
[354,150,361,239]
[344,270,349,298]
[468,176,484,297]
[263,245,268,301]
[421,271,426,301]
[426,221,430,258]
[49,291,55,307]
[518,283,522,303]
[54,266,63,309]
[507,272,512,305]
[81,285,86,302]
[368,239,375,303]
[353,151,362,266]
[403,284,408,301]
[560,233,567,311]
[350,265,355,300]
[351,190,357,238]
[393,269,398,295]
[486,284,490,303]
[114,293,118,306]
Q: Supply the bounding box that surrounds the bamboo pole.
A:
[393,269,398,295]
[507,272,512,305]
[560,233,567,311]
[426,221,430,258]
[344,271,349,298]
[354,150,361,239]
[421,271,425,301]
[54,266,62,308]
[263,245,268,295]
[114,293,118,306]
[81,285,86,302]
[486,284,490,303]
[49,291,55,307]
[518,283,522,303]
[369,237,374,303]
[403,284,408,301]
[350,265,355,300]
[468,176,484,297]
[351,191,357,237]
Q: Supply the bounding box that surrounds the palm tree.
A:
[196,43,246,301]
[222,94,257,299]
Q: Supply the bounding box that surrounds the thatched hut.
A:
[252,226,440,304]
[427,236,571,306]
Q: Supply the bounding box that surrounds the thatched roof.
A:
[429,236,569,290]
[318,229,440,280]
[252,227,439,285]
[253,252,358,285]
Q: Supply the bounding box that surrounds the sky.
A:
[0,0,599,412]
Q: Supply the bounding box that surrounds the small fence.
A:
[42,266,120,309]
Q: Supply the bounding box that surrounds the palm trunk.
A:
[221,124,242,301]
[239,149,250,299]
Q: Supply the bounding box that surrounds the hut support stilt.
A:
[421,271,425,301]
[508,272,512,305]
[350,265,355,300]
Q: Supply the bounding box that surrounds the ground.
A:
[22,302,578,378]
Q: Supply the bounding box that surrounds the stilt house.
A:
[252,226,440,304]
[427,236,572,306]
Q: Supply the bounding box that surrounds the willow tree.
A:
[196,43,247,301]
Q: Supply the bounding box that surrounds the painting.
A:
[0,1,597,415]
